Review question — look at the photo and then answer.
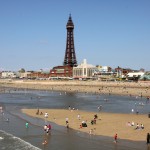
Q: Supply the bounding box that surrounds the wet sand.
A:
[0,79,150,97]
[22,108,150,142]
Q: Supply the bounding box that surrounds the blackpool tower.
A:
[63,15,77,67]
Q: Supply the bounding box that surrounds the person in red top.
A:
[48,124,51,130]
[114,133,118,143]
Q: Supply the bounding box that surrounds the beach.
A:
[0,87,150,150]
[0,79,150,97]
[22,108,150,142]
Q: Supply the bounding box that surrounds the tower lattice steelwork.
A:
[63,15,77,67]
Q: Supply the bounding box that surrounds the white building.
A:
[96,65,111,72]
[19,72,31,78]
[73,59,97,79]
[127,72,144,78]
[1,71,17,78]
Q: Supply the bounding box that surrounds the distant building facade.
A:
[115,66,132,78]
[96,65,112,72]
[1,71,17,78]
[19,72,31,79]
[27,71,49,79]
[140,72,150,81]
[127,72,145,80]
[49,65,73,77]
[73,59,97,79]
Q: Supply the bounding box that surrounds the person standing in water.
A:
[25,122,29,128]
[42,139,47,145]
[114,133,118,143]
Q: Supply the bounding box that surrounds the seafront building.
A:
[139,72,150,81]
[73,59,97,79]
[127,72,145,80]
[27,71,49,79]
[49,65,73,78]
[96,65,112,72]
[19,72,31,79]
[1,71,17,78]
[114,67,131,78]
[94,65,114,78]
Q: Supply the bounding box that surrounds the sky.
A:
[0,0,150,71]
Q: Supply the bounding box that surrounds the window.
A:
[84,68,86,75]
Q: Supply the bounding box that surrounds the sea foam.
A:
[0,130,41,150]
[0,136,4,140]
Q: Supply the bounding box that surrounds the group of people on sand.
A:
[127,121,135,126]
[88,114,99,135]
[80,114,98,129]
[135,123,144,130]
[36,108,44,115]
[91,114,98,125]
[127,121,144,130]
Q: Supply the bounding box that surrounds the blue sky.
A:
[0,0,150,71]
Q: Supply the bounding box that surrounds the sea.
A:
[0,88,149,150]
[0,130,41,150]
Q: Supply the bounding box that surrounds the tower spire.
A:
[63,15,77,67]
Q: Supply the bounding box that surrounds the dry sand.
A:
[0,79,150,97]
[22,108,150,142]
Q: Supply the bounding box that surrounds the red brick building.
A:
[49,66,73,77]
[27,71,50,79]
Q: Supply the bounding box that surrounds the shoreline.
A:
[22,108,150,142]
[0,79,150,97]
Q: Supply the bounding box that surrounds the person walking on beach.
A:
[66,122,69,128]
[77,114,80,120]
[114,133,118,143]
[65,117,69,128]
[66,117,69,124]
[45,112,48,118]
[147,133,150,145]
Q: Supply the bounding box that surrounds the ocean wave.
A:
[0,136,4,140]
[0,130,41,150]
